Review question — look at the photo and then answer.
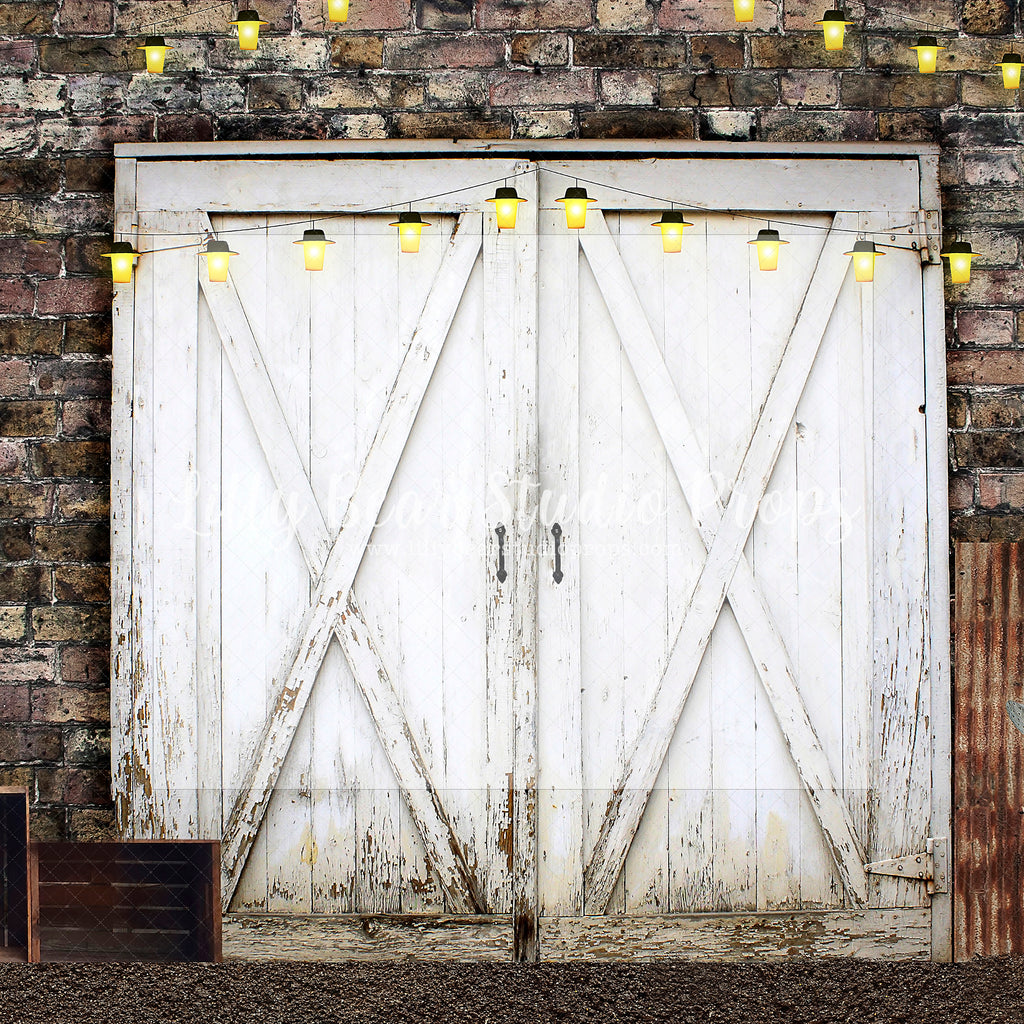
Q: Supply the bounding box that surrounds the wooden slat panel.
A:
[954,541,1024,959]
[223,914,512,961]
[540,909,931,960]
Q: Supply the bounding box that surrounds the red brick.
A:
[661,0,775,31]
[0,648,55,684]
[0,238,61,276]
[957,309,1016,348]
[297,0,410,30]
[65,768,111,806]
[947,349,1024,385]
[949,471,975,510]
[157,114,215,143]
[477,0,590,29]
[386,33,504,68]
[34,358,110,399]
[35,279,111,316]
[0,359,32,398]
[0,280,35,316]
[62,399,110,438]
[61,646,109,688]
[490,70,595,106]
[0,723,61,763]
[0,685,29,722]
[957,270,1024,306]
[979,471,1024,508]
[0,441,25,476]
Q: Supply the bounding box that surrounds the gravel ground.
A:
[0,958,1022,1024]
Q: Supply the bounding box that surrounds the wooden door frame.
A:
[112,141,949,961]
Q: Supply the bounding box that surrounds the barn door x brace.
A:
[864,837,948,896]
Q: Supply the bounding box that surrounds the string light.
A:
[996,51,1022,89]
[230,9,268,50]
[557,186,596,230]
[816,10,853,50]
[486,186,527,230]
[911,36,945,74]
[844,239,884,282]
[102,241,139,283]
[733,0,756,23]
[138,36,171,74]
[327,0,351,22]
[295,228,334,271]
[941,240,981,283]
[390,212,429,253]
[204,238,238,281]
[652,210,694,253]
[750,227,788,271]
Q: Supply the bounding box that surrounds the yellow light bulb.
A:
[557,187,595,230]
[911,36,945,74]
[138,36,170,74]
[733,0,756,23]
[102,242,139,284]
[231,10,268,51]
[389,213,429,254]
[295,229,334,271]
[997,53,1022,89]
[816,10,852,51]
[941,241,980,284]
[204,240,237,282]
[844,240,884,283]
[750,228,787,272]
[652,211,694,254]
[487,187,526,230]
[327,0,350,22]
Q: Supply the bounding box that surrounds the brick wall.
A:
[0,0,1021,838]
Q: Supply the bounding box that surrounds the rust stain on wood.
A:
[954,541,1024,959]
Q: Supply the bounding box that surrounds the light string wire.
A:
[112,164,929,258]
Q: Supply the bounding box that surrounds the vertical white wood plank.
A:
[309,215,357,914]
[148,211,202,839]
[196,287,223,843]
[537,209,583,918]
[665,218,716,913]
[110,157,138,839]
[868,217,931,912]
[615,213,669,915]
[262,215,314,914]
[578,216,625,916]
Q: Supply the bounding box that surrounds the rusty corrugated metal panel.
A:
[954,541,1024,959]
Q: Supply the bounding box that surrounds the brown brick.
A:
[426,71,489,108]
[580,109,696,139]
[54,481,109,519]
[760,109,877,142]
[59,0,113,33]
[948,349,1024,385]
[0,319,62,357]
[393,110,512,137]
[781,71,838,107]
[65,768,111,806]
[597,0,654,30]
[30,808,67,841]
[979,471,1024,508]
[217,113,329,141]
[573,35,688,69]
[0,566,50,604]
[65,725,110,765]
[330,36,385,68]
[952,431,1024,470]
[0,685,29,722]
[29,440,109,480]
[660,0,775,31]
[0,158,61,195]
[690,35,745,70]
[962,0,1014,33]
[0,359,32,398]
[752,35,858,70]
[61,399,110,438]
[0,2,53,33]
[34,523,108,563]
[32,686,109,725]
[0,648,54,684]
[69,807,115,841]
[600,70,657,106]
[0,725,61,762]
[34,766,67,803]
[249,76,304,111]
[951,512,1024,541]
[39,37,133,74]
[0,606,27,641]
[513,108,576,137]
[386,33,505,69]
[510,33,568,67]
[841,73,958,109]
[490,70,595,106]
[38,115,155,150]
[947,392,968,429]
[31,605,110,643]
[54,565,109,604]
[158,114,215,143]
[0,765,32,788]
[699,109,757,140]
[957,308,1017,347]
[949,471,975,510]
[957,269,1024,306]
[65,156,114,193]
[0,524,31,560]
[309,75,424,109]
[36,278,111,316]
[962,151,1021,188]
[0,482,51,518]
[0,400,58,437]
[477,0,590,30]
[61,646,108,688]
[418,0,473,30]
[64,318,111,355]
[64,234,108,276]
[34,359,110,399]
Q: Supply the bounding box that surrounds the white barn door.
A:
[112,144,949,961]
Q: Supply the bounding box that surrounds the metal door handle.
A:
[495,524,507,583]
[552,523,563,584]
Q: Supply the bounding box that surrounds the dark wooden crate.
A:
[30,840,221,962]
[0,787,31,963]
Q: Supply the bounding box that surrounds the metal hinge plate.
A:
[915,210,941,265]
[864,837,948,895]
